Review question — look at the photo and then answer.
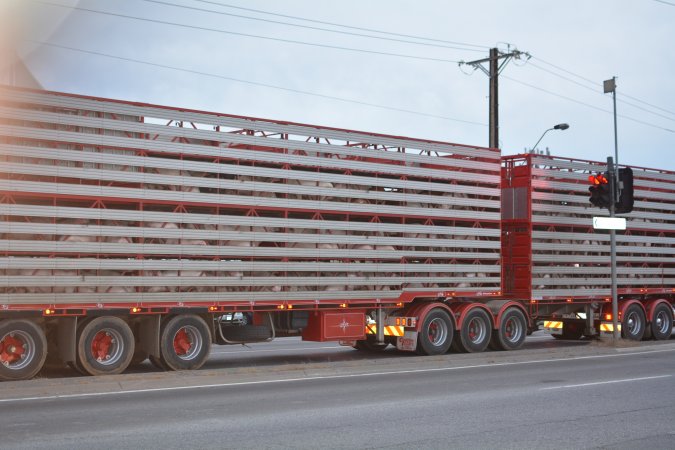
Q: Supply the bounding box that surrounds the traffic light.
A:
[588,169,634,214]
[615,167,634,214]
[588,172,611,210]
[588,172,610,209]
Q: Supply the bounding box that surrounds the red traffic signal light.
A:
[588,171,611,210]
[588,173,608,186]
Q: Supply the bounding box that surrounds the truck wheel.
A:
[68,360,87,376]
[76,316,135,376]
[353,338,388,352]
[552,321,584,340]
[129,348,149,367]
[490,308,527,351]
[149,355,167,371]
[0,320,48,381]
[649,303,673,341]
[158,315,211,371]
[452,308,492,353]
[416,308,453,355]
[622,305,646,341]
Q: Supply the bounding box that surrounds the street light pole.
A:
[531,123,569,152]
[604,77,620,341]
[604,78,619,194]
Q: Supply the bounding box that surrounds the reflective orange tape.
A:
[365,325,404,336]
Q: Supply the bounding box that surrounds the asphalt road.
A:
[1,334,674,449]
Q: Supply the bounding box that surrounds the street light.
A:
[531,123,569,152]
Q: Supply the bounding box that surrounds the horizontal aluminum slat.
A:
[530,179,675,203]
[532,286,672,300]
[532,267,675,275]
[530,191,675,212]
[0,180,501,221]
[0,106,500,173]
[530,168,675,194]
[0,290,402,305]
[532,279,675,287]
[532,230,675,246]
[0,287,505,305]
[532,254,672,264]
[0,88,499,160]
[1,144,500,197]
[0,258,500,273]
[530,156,675,183]
[0,205,501,237]
[0,223,502,249]
[532,212,675,231]
[3,161,500,210]
[532,288,613,298]
[0,125,500,185]
[2,275,501,288]
[1,240,501,260]
[532,242,675,255]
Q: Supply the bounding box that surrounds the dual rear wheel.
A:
[0,320,48,381]
[152,315,211,371]
[72,314,211,376]
[75,317,135,376]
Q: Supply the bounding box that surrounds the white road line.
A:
[211,345,343,355]
[1,346,674,404]
[540,374,672,390]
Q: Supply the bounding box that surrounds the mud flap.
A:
[396,331,418,352]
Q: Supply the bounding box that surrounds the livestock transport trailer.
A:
[502,155,674,340]
[0,86,673,380]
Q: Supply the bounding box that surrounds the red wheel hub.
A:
[91,331,113,361]
[0,335,25,365]
[173,328,192,355]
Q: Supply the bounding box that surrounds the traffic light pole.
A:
[608,157,619,341]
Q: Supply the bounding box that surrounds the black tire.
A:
[490,308,527,351]
[67,360,87,376]
[621,304,646,341]
[149,354,167,371]
[129,348,149,367]
[159,315,211,371]
[452,308,492,353]
[0,319,48,381]
[416,308,454,355]
[551,321,584,340]
[648,303,673,341]
[353,337,389,352]
[76,316,135,376]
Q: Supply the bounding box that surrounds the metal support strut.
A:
[375,308,385,345]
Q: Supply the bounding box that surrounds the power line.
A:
[532,56,675,117]
[527,61,675,123]
[35,1,461,64]
[141,0,484,53]
[652,0,675,6]
[190,0,490,50]
[161,0,675,125]
[31,40,487,127]
[503,75,675,134]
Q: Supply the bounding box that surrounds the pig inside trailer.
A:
[0,86,509,380]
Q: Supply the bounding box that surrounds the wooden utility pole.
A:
[461,47,529,149]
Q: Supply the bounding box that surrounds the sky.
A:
[4,0,675,170]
